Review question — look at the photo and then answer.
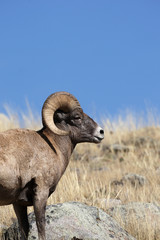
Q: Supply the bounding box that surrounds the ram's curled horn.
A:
[42,91,81,135]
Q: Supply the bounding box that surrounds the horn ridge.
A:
[42,92,81,135]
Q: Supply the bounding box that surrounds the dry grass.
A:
[0,108,160,239]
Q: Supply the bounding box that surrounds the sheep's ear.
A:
[54,110,69,122]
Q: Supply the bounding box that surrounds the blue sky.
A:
[0,1,160,121]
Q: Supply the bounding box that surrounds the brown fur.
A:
[0,93,104,240]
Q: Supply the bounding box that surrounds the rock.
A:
[106,144,130,154]
[2,202,135,240]
[133,137,157,148]
[111,179,123,187]
[0,224,8,237]
[93,166,109,172]
[111,173,147,188]
[122,173,147,187]
[96,198,122,209]
[108,202,160,238]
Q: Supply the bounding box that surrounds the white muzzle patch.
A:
[94,126,104,143]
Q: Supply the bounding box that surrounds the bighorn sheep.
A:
[0,92,104,240]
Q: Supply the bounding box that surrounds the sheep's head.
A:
[42,92,104,144]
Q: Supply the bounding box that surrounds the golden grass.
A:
[0,108,160,239]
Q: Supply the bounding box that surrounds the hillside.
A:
[0,110,160,239]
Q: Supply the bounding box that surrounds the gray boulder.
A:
[0,224,8,238]
[122,173,147,187]
[134,136,156,148]
[2,202,135,240]
[95,198,122,209]
[111,173,147,188]
[103,144,130,154]
[108,202,160,239]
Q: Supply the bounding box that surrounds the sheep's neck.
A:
[37,128,75,170]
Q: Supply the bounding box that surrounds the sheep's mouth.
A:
[93,136,104,143]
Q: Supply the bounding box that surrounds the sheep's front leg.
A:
[33,188,49,240]
[13,203,29,240]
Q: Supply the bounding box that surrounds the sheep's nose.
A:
[94,126,104,141]
[100,129,104,135]
[99,127,104,139]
